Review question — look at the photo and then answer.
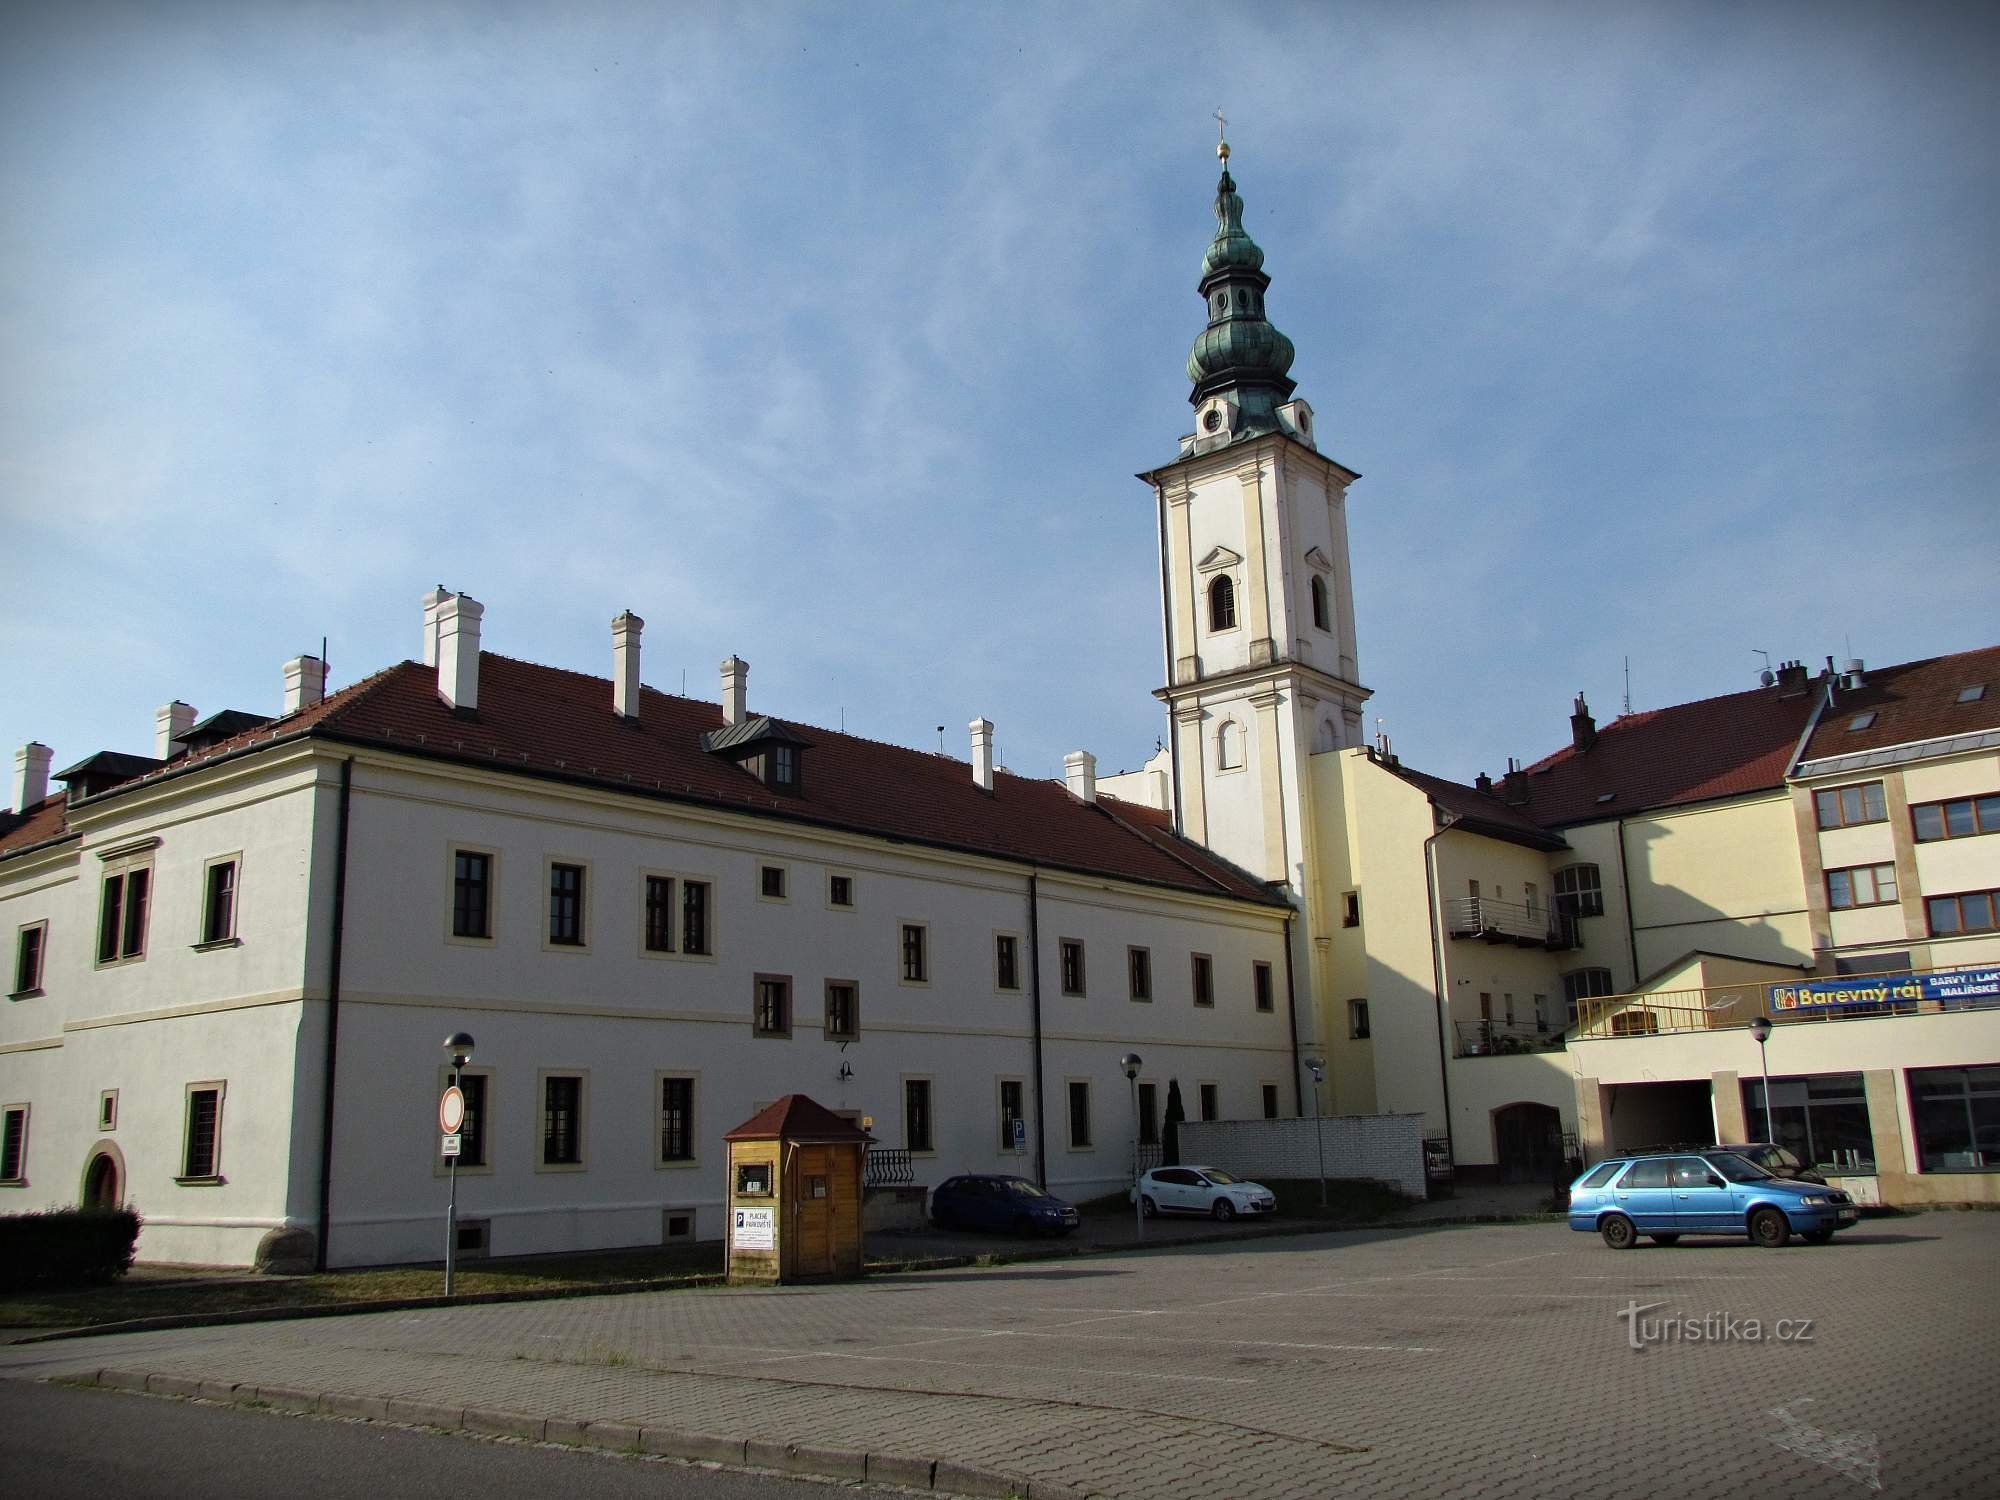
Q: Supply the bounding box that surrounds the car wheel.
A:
[1599,1213,1637,1250]
[1801,1229,1834,1244]
[1211,1198,1237,1222]
[1649,1234,1681,1246]
[1140,1194,1158,1218]
[1749,1207,1791,1248]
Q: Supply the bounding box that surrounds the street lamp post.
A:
[1749,1017,1774,1145]
[443,1031,475,1296]
[1303,1056,1328,1209]
[1120,1053,1144,1242]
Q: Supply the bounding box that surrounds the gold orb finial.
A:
[1217,140,1230,162]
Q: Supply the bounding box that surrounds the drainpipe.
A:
[314,757,354,1272]
[1422,819,1458,1163]
[1154,481,1184,836]
[1027,872,1048,1189]
[1282,909,1304,1114]
[1616,816,1640,988]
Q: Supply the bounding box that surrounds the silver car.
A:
[1135,1165,1277,1220]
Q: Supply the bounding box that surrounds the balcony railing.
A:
[864,1147,914,1187]
[1455,1017,1567,1058]
[1572,961,2000,1041]
[1444,896,1579,951]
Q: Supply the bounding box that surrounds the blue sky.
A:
[3,1,1995,803]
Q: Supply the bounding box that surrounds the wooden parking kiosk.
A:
[723,1094,869,1285]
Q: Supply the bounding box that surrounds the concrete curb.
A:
[69,1368,1069,1498]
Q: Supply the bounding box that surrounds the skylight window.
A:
[1959,684,1987,703]
[1595,792,1615,804]
[1847,712,1877,731]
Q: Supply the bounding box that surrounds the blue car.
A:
[1569,1149,1858,1249]
[930,1174,1080,1236]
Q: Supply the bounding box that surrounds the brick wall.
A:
[1178,1114,1427,1199]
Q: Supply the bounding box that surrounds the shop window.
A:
[1741,1073,1875,1173]
[1908,1066,2000,1172]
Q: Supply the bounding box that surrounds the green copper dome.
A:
[1186,164,1296,413]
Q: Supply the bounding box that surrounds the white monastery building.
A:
[5,140,1996,1265]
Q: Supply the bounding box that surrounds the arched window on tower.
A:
[1217,720,1244,770]
[1209,574,1237,631]
[1310,575,1330,632]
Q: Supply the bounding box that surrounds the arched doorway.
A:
[1492,1102,1563,1185]
[80,1143,124,1209]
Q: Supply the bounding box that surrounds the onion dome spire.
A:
[1186,131,1297,432]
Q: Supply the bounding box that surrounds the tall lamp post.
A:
[1121,1052,1144,1242]
[1303,1056,1329,1209]
[442,1031,475,1296]
[1748,1017,1774,1144]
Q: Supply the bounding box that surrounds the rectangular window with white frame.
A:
[1060,939,1086,997]
[753,974,792,1038]
[179,1082,224,1181]
[1,1104,27,1184]
[1066,1078,1092,1149]
[899,922,929,984]
[827,872,854,909]
[759,864,787,901]
[824,979,859,1041]
[538,1071,587,1169]
[997,1077,1026,1152]
[547,860,587,948]
[198,854,240,946]
[11,921,46,997]
[904,1077,934,1154]
[644,873,714,956]
[1190,951,1213,1008]
[657,1074,697,1166]
[98,1089,118,1132]
[1128,945,1152,1002]
[994,932,1021,992]
[1349,998,1371,1039]
[97,850,153,965]
[450,847,495,941]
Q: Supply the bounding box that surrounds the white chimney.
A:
[284,656,325,714]
[1063,749,1097,805]
[612,611,644,721]
[970,717,995,793]
[437,594,484,712]
[720,655,748,726]
[13,743,52,812]
[154,701,196,759]
[421,585,453,667]
[1843,659,1866,690]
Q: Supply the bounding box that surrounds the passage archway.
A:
[80,1142,125,1209]
[1492,1102,1562,1184]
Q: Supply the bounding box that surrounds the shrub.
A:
[0,1206,143,1292]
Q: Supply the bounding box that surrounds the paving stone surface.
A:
[4,1214,1994,1498]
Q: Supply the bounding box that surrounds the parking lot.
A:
[6,1213,1997,1498]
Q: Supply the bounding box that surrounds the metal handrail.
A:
[1454,1017,1566,1057]
[864,1147,914,1186]
[1444,895,1578,949]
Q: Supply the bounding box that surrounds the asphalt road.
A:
[0,1379,859,1500]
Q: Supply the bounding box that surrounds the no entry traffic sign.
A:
[439,1085,466,1135]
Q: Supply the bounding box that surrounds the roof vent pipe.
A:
[284,656,325,714]
[437,594,483,712]
[612,611,644,720]
[1843,659,1865,690]
[970,717,995,793]
[155,701,196,759]
[1063,749,1097,805]
[421,586,453,667]
[13,742,52,812]
[720,655,747,726]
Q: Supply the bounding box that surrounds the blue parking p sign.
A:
[1011,1117,1026,1150]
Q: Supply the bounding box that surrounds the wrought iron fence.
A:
[864,1147,914,1187]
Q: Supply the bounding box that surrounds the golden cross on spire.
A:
[1213,107,1230,161]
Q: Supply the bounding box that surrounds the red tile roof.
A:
[1796,647,2000,763]
[1506,681,1817,828]
[723,1093,873,1143]
[1369,756,1570,851]
[0,791,73,858]
[2,655,1282,906]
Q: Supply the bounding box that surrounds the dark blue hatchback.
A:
[1570,1150,1858,1249]
[930,1174,1081,1236]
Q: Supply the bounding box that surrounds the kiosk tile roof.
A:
[724,1094,872,1143]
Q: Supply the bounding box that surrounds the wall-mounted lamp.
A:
[837,1062,854,1082]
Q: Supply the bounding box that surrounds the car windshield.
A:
[1000,1179,1048,1198]
[1200,1169,1239,1185]
[1708,1152,1773,1182]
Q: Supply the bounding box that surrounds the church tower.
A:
[1137,134,1370,897]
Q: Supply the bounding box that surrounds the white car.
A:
[1135,1165,1277,1220]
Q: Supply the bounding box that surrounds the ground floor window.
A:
[904,1078,934,1153]
[1136,1082,1158,1146]
[180,1084,223,1180]
[1067,1080,1092,1148]
[1741,1072,1874,1173]
[1261,1083,1280,1120]
[1908,1066,2000,1172]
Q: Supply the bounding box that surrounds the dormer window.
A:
[699,716,813,796]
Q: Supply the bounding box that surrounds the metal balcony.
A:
[1444,895,1579,951]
